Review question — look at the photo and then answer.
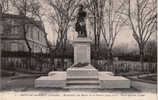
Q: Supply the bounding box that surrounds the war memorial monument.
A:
[35,5,130,89]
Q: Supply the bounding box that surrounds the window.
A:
[18,44,24,51]
[3,23,11,34]
[38,31,40,41]
[33,28,37,40]
[40,48,43,53]
[0,25,3,34]
[11,43,18,51]
[41,33,43,42]
[12,27,19,34]
[30,27,33,39]
[41,32,43,42]
[34,45,40,53]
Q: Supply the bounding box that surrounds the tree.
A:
[85,0,106,58]
[123,0,157,70]
[0,0,9,14]
[101,0,127,64]
[47,0,81,66]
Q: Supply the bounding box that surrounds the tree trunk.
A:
[61,38,67,70]
[139,45,144,72]
[94,17,97,54]
[107,48,113,65]
[23,24,32,70]
[61,41,64,68]
[96,35,100,57]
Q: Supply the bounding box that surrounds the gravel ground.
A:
[131,81,157,93]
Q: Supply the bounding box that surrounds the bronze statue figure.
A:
[75,4,87,37]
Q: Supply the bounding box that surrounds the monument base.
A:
[35,70,131,89]
[66,64,100,89]
[99,72,131,89]
[35,72,66,88]
[67,64,98,78]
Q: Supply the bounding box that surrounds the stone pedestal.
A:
[66,38,100,88]
[73,38,92,64]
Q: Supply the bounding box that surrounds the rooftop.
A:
[1,13,45,31]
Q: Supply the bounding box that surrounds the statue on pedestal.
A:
[75,4,87,38]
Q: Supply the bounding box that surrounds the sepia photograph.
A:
[0,0,157,100]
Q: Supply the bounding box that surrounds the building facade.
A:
[0,13,49,53]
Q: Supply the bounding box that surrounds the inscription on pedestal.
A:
[73,38,91,64]
[75,44,90,64]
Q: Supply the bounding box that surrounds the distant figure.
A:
[75,4,87,37]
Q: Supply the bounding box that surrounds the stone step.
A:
[65,85,101,89]
[67,65,98,77]
[67,80,100,85]
[67,76,98,80]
